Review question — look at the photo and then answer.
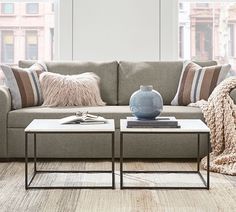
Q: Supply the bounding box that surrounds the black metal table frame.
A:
[120,132,210,190]
[25,131,115,190]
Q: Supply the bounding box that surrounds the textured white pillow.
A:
[40,72,105,107]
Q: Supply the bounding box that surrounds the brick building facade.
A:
[179,2,236,71]
[0,2,54,64]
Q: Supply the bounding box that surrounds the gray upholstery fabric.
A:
[8,105,203,129]
[118,61,217,105]
[0,86,11,157]
[19,60,118,105]
[230,88,236,104]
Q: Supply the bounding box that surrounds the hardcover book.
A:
[60,113,107,124]
[126,116,179,128]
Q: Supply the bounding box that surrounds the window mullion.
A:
[160,0,179,60]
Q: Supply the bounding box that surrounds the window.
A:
[1,3,14,14]
[179,1,236,72]
[25,31,38,60]
[1,31,14,63]
[26,3,39,14]
[195,23,213,60]
[0,1,55,65]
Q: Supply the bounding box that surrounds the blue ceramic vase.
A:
[129,85,163,119]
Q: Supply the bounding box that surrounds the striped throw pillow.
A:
[1,62,47,109]
[171,61,231,106]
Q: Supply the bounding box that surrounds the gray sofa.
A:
[1,60,236,159]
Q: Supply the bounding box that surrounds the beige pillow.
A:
[171,61,231,106]
[40,72,105,107]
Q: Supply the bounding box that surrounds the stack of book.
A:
[126,117,180,128]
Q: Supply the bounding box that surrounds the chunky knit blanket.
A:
[189,76,236,175]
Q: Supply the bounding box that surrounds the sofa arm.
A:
[0,86,11,158]
[230,88,236,104]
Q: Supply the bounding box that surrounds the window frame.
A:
[54,0,73,60]
[0,0,235,62]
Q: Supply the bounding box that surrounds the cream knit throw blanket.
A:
[189,76,236,175]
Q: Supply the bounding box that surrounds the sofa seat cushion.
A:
[8,105,203,129]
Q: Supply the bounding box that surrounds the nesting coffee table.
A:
[120,119,210,190]
[25,119,115,189]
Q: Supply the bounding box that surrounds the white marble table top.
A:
[120,119,210,133]
[25,119,115,133]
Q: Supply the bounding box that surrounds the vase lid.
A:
[140,85,153,91]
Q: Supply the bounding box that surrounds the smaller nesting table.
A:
[25,119,115,189]
[120,119,210,190]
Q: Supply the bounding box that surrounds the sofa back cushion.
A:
[118,61,217,105]
[19,61,118,105]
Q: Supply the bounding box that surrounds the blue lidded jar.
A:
[129,85,163,120]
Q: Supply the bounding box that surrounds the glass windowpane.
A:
[26,3,39,14]
[1,3,14,14]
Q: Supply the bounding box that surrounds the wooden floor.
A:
[0,160,235,212]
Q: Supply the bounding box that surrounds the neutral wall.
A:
[73,0,159,61]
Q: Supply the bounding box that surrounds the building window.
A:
[195,23,213,60]
[1,31,14,63]
[228,24,235,57]
[1,3,14,14]
[25,31,38,60]
[26,3,39,14]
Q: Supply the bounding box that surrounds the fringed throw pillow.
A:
[1,62,47,109]
[40,72,106,107]
[171,61,231,106]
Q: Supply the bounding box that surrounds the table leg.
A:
[25,132,28,190]
[197,134,200,171]
[34,133,37,174]
[120,133,123,189]
[112,132,115,189]
[207,132,210,189]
